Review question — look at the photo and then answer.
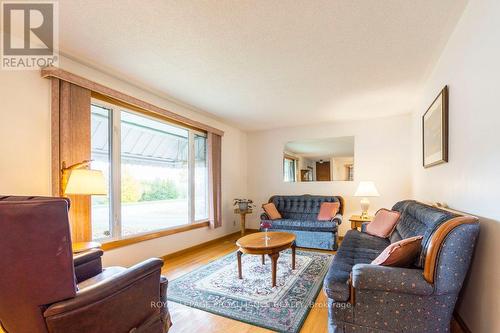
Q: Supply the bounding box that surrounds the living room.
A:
[0,1,498,333]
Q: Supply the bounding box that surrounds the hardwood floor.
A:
[162,232,331,333]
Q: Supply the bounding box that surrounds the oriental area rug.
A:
[167,249,333,333]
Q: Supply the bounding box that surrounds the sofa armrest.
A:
[331,213,342,225]
[260,213,270,220]
[73,248,103,283]
[352,264,433,296]
[361,222,369,232]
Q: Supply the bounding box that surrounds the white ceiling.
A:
[58,0,468,131]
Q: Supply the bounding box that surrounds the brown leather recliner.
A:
[0,196,171,333]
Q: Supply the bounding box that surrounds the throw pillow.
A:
[371,235,423,267]
[366,208,401,238]
[262,203,282,220]
[317,202,340,221]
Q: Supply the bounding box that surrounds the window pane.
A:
[120,111,189,235]
[91,104,112,240]
[283,158,296,182]
[194,134,208,221]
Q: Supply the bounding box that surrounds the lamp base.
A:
[360,198,370,218]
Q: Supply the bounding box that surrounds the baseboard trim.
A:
[162,229,257,260]
[453,311,471,333]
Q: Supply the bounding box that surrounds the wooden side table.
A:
[234,208,252,236]
[72,241,102,254]
[349,215,374,231]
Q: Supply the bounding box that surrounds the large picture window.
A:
[91,100,209,240]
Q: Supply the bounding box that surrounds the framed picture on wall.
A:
[422,86,449,168]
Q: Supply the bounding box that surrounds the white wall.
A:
[410,0,500,331]
[247,114,412,236]
[0,70,52,194]
[0,56,248,267]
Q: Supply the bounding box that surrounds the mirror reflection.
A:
[283,136,354,182]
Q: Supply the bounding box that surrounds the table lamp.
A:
[61,160,107,196]
[354,181,379,218]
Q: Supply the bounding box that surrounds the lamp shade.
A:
[354,181,380,197]
[64,169,107,195]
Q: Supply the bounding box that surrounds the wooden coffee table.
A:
[236,231,296,287]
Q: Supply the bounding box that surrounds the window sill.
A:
[101,220,210,251]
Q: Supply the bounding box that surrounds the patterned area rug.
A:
[168,249,333,333]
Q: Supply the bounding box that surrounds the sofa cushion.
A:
[266,218,337,232]
[392,200,457,268]
[317,202,340,221]
[262,202,282,220]
[371,235,423,266]
[366,208,400,238]
[270,195,342,221]
[324,230,389,301]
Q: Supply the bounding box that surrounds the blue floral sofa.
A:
[260,195,344,250]
[324,200,479,332]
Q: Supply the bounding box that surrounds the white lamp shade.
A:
[354,181,380,197]
[64,169,107,195]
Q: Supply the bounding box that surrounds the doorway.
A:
[315,161,331,181]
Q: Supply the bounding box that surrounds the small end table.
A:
[234,208,252,236]
[349,215,374,231]
[72,241,102,254]
[236,232,296,287]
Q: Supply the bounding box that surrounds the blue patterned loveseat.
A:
[260,195,344,250]
[324,200,479,332]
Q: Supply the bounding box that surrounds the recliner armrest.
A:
[352,264,433,296]
[73,248,103,283]
[160,276,172,330]
[73,248,103,266]
[45,258,163,317]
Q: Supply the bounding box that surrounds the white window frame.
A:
[91,98,209,241]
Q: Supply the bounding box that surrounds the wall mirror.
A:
[283,136,354,182]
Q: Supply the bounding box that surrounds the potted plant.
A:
[233,198,255,212]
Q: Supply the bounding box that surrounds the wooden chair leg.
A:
[262,254,265,265]
[291,241,296,270]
